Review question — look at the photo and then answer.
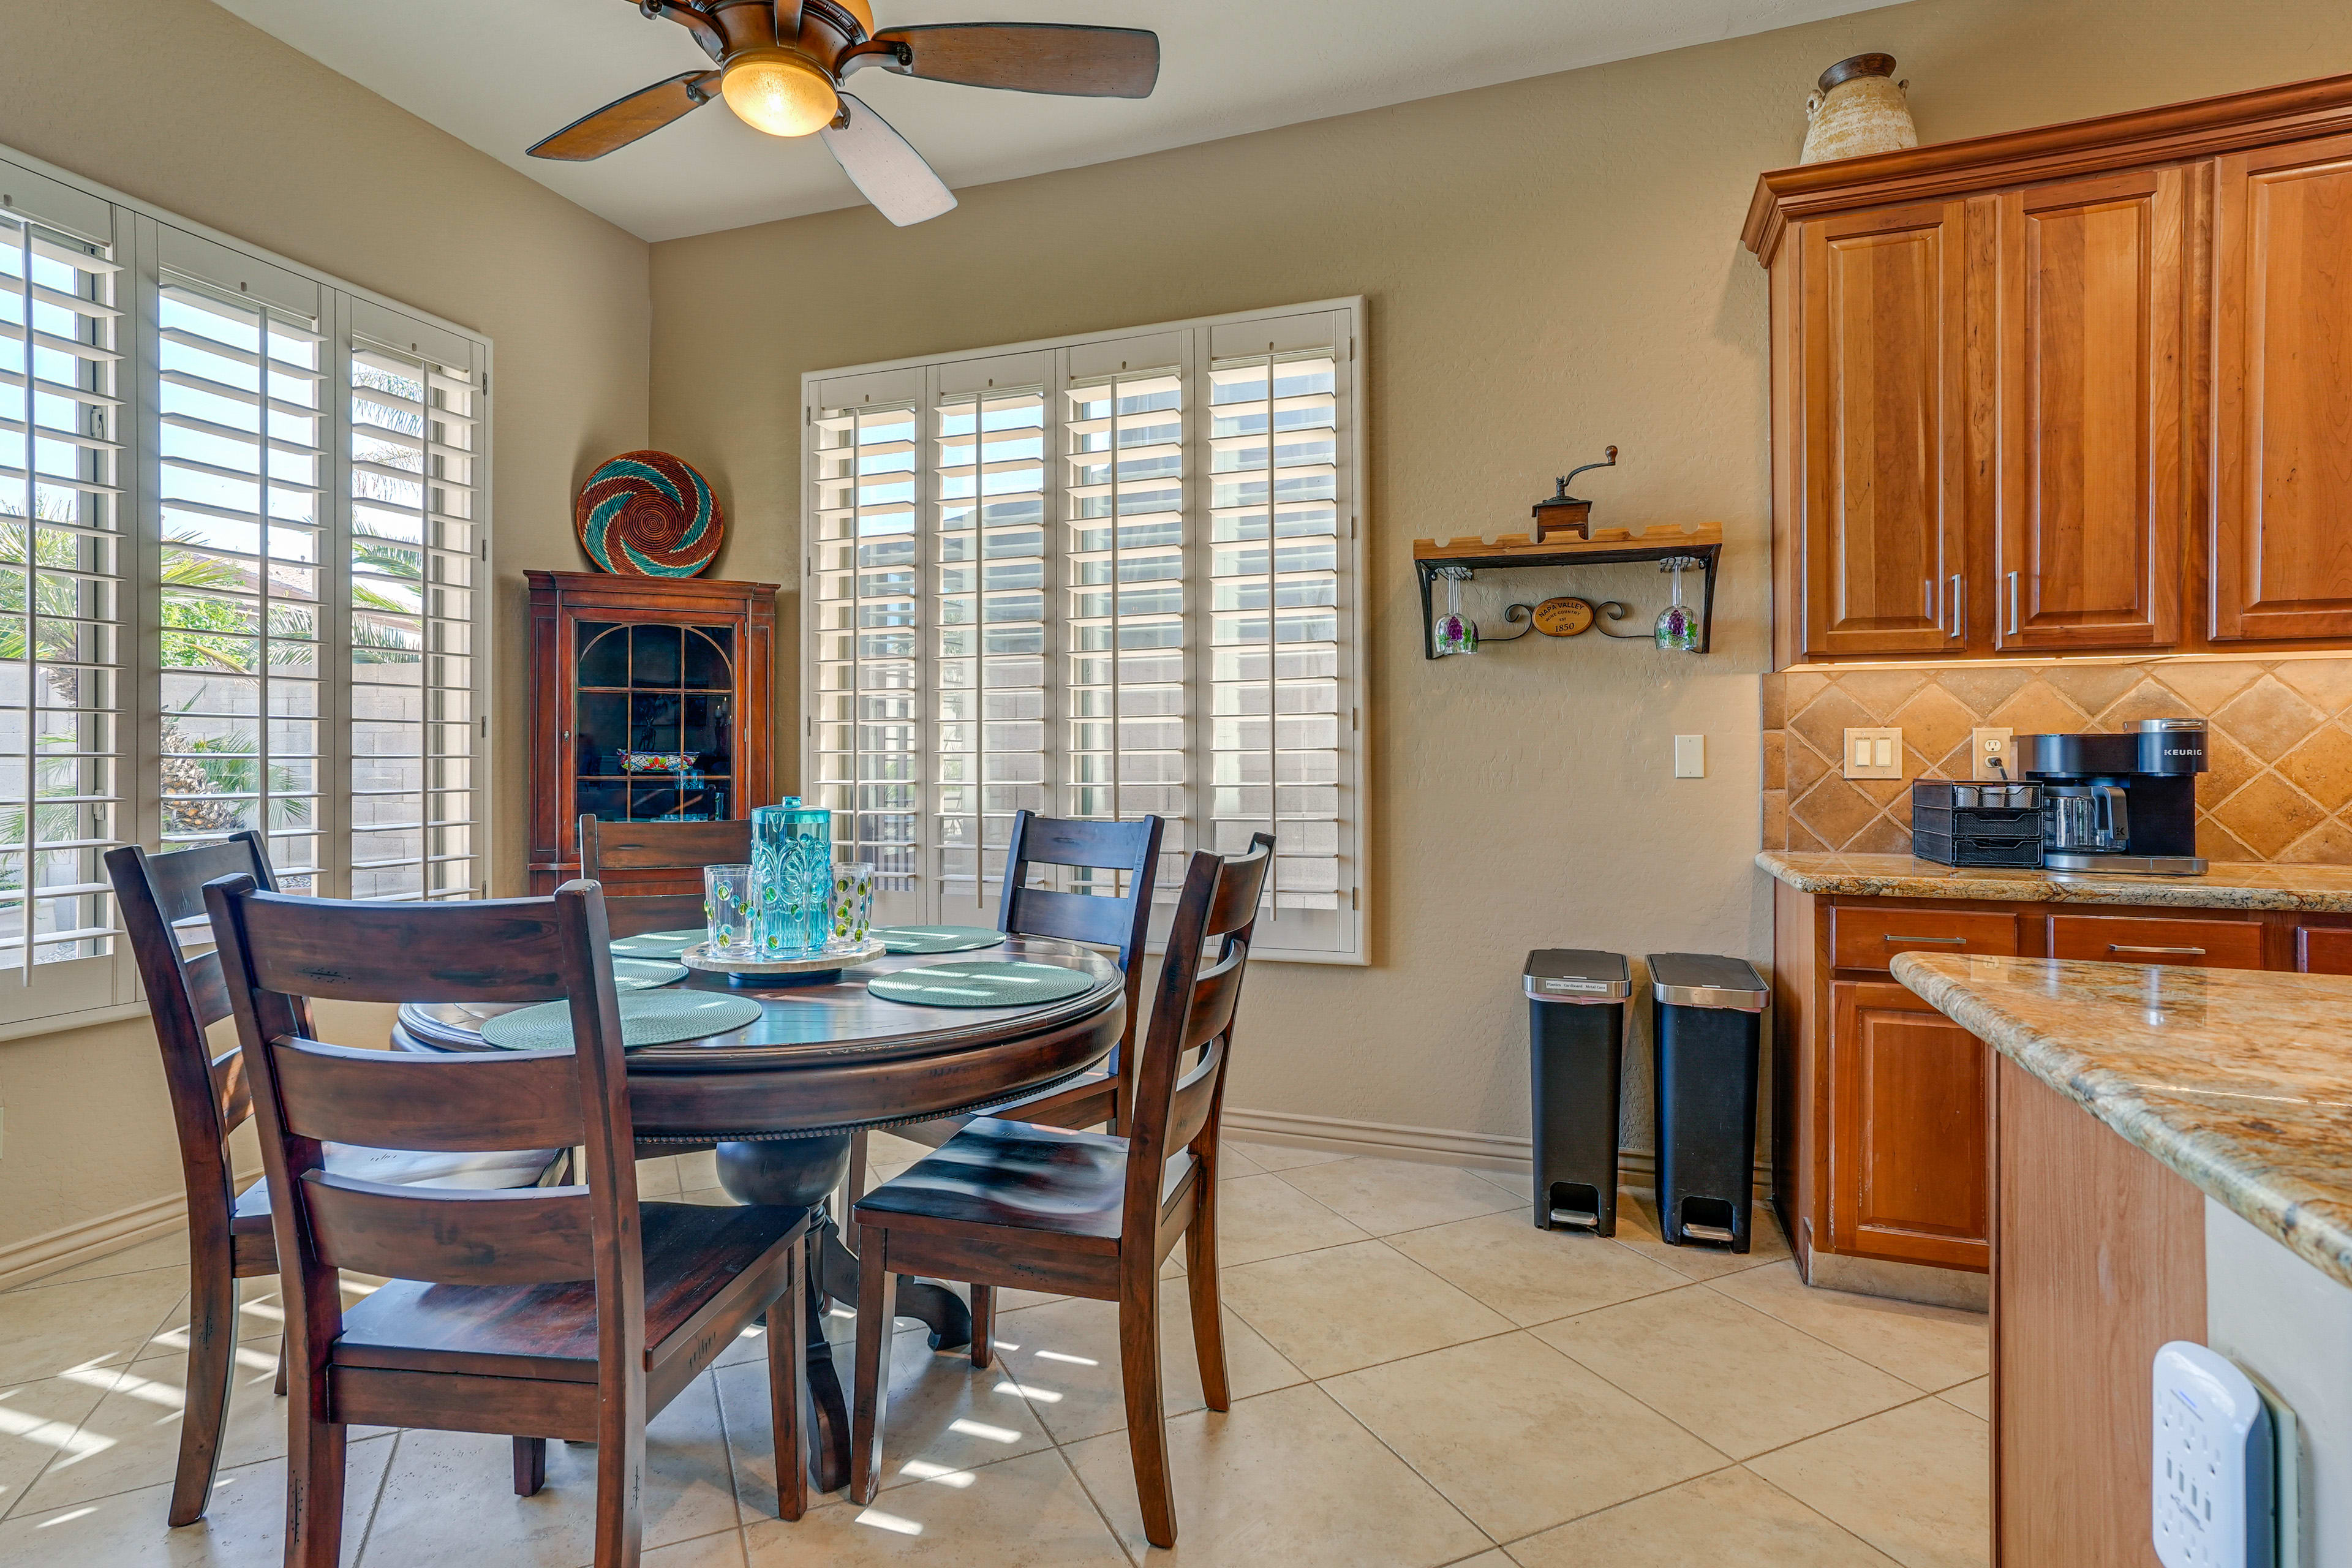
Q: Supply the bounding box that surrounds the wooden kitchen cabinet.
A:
[2212,130,2352,641]
[1747,74,2352,666]
[1993,168,2186,652]
[1795,201,1972,658]
[1828,981,1989,1269]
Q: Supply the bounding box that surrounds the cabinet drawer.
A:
[2046,914,2264,969]
[1833,907,2021,971]
[2297,927,2352,975]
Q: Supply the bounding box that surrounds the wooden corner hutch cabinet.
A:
[526,571,777,893]
[1745,73,2352,668]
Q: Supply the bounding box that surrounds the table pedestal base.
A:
[715,1136,973,1494]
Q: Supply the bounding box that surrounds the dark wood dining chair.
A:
[861,810,1166,1355]
[203,876,815,1568]
[849,832,1273,1547]
[578,813,753,937]
[104,833,565,1526]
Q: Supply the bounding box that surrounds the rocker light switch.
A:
[1842,727,1902,780]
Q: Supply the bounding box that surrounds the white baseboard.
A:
[0,1191,187,1292]
[1221,1107,1770,1185]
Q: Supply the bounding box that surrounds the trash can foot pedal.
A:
[1679,1221,1736,1245]
[1547,1207,1600,1231]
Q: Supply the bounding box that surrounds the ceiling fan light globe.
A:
[720,48,839,138]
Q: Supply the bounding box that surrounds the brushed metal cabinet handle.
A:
[2007,571,2020,636]
[1950,574,1964,638]
[2109,944,2204,956]
[1885,934,1969,944]
[1925,578,1937,626]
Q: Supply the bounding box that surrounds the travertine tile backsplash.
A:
[1761,657,2352,864]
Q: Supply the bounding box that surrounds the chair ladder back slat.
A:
[268,1035,587,1154]
[299,1172,597,1286]
[1001,886,1139,951]
[1181,949,1248,1055]
[221,888,583,1003]
[580,815,753,881]
[209,1046,251,1134]
[600,891,709,940]
[1121,837,1272,1221]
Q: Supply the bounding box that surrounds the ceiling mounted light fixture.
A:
[526,2,1160,228]
[720,46,839,138]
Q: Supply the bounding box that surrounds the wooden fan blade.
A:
[820,94,957,227]
[528,71,718,160]
[869,24,1159,98]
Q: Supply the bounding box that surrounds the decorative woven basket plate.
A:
[610,929,705,960]
[875,925,1008,955]
[611,957,688,990]
[680,938,886,979]
[480,990,762,1052]
[866,960,1095,1009]
[575,450,724,578]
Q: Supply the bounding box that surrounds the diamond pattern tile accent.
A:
[1762,657,2352,864]
[2212,771,2326,859]
[2215,677,2326,759]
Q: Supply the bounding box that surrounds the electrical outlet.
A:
[1842,727,1902,780]
[1971,727,2016,782]
[1674,734,1705,778]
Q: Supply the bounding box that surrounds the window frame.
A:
[801,297,1368,965]
[0,140,495,1039]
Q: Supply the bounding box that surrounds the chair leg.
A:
[285,1412,347,1568]
[273,1333,290,1397]
[1185,1175,1231,1411]
[845,1128,869,1210]
[591,1403,647,1568]
[850,1232,897,1506]
[767,1231,810,1521]
[167,1256,238,1526]
[512,1437,546,1498]
[968,1284,995,1370]
[1118,1268,1177,1548]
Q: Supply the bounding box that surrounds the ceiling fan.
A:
[529,1,1160,226]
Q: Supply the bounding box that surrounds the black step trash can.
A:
[1524,949,1632,1235]
[1645,952,1770,1251]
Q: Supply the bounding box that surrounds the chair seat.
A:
[855,1116,1195,1251]
[333,1200,807,1383]
[232,1143,562,1231]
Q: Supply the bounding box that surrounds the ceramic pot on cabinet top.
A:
[1801,54,1918,165]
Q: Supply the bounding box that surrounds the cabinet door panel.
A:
[1996,170,2184,650]
[2214,134,2352,640]
[1827,980,1989,1270]
[1800,202,1970,657]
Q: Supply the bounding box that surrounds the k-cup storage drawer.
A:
[2046,914,2264,970]
[1832,907,2022,971]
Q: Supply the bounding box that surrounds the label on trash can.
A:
[1542,979,1613,993]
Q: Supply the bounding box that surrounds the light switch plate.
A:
[1673,735,1705,778]
[1971,727,2016,782]
[1842,727,1902,780]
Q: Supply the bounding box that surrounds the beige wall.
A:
[0,0,650,1248]
[647,0,2352,1152]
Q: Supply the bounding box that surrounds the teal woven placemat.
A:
[610,928,704,959]
[479,989,762,1051]
[875,925,1007,955]
[867,960,1094,1009]
[612,957,688,990]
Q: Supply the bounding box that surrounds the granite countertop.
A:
[1893,951,2352,1290]
[1759,850,2352,912]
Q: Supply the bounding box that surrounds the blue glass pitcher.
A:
[750,797,832,957]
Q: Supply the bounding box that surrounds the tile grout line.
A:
[347,1427,401,1566]
[0,1271,194,1525]
[1686,1267,1986,1400]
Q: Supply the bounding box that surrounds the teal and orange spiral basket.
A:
[575,450,724,577]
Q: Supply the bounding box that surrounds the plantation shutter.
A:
[0,161,132,1020]
[806,300,1363,963]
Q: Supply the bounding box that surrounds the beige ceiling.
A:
[208,0,1887,241]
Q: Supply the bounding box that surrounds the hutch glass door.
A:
[572,621,735,825]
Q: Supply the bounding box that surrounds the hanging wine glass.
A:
[1433,565,1478,656]
[1654,556,1702,652]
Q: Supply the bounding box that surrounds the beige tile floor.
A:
[0,1140,1989,1567]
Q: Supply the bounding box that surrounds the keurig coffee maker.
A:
[2018,718,2208,875]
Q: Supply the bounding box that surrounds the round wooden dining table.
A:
[391,932,1126,1493]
